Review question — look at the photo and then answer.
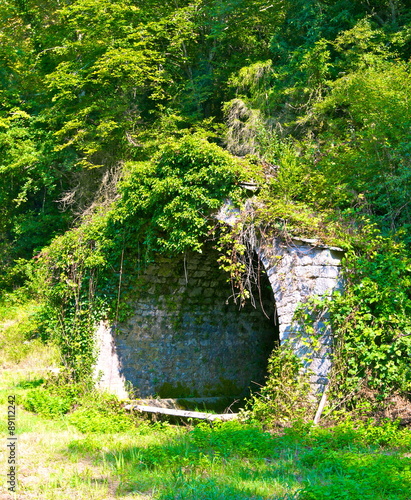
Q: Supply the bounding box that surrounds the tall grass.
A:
[0,297,60,370]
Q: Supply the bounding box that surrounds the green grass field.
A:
[1,301,411,499]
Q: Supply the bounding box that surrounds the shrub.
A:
[245,346,315,427]
[23,384,80,418]
[68,393,138,433]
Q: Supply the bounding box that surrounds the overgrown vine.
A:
[32,134,253,381]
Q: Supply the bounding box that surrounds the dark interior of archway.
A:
[222,253,280,412]
[116,247,280,410]
[163,252,280,413]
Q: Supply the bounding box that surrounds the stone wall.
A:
[96,247,277,399]
[95,237,344,399]
[259,237,344,393]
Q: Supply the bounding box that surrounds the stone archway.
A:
[95,246,279,399]
[95,237,343,399]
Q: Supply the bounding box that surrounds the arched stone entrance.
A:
[95,247,279,399]
[95,237,343,399]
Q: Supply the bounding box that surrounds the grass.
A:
[0,296,60,370]
[1,299,411,499]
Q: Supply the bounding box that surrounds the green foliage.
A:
[21,379,138,432]
[63,417,411,500]
[1,0,411,419]
[220,8,411,418]
[45,0,169,170]
[291,225,411,408]
[0,296,60,367]
[34,215,110,380]
[32,134,247,379]
[0,109,71,272]
[329,231,411,400]
[245,346,315,426]
[302,417,410,449]
[225,8,411,232]
[297,418,411,500]
[67,393,138,433]
[3,336,411,500]
[115,134,246,254]
[23,383,81,418]
[312,58,411,230]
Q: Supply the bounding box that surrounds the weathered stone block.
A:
[319,266,340,279]
[276,302,298,317]
[278,313,294,325]
[314,278,338,296]
[308,357,332,377]
[295,254,315,266]
[312,250,342,267]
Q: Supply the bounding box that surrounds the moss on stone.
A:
[156,381,200,398]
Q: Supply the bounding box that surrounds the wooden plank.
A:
[313,386,328,425]
[125,404,238,422]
